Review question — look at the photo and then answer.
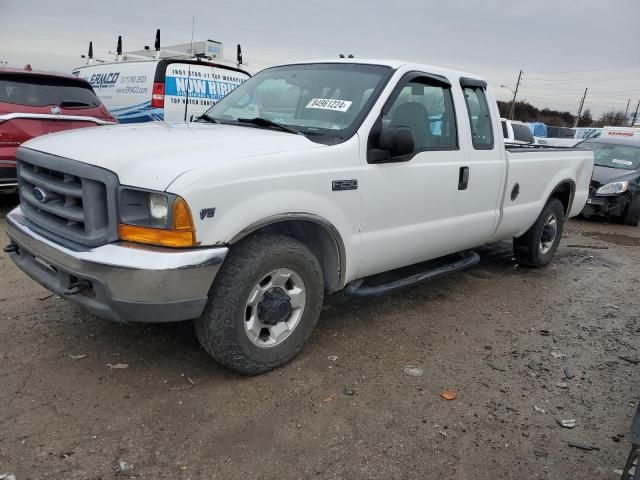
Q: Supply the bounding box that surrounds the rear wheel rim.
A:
[244,268,306,348]
[539,214,558,255]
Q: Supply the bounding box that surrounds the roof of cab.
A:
[279,58,485,82]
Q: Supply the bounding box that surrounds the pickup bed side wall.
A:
[492,149,593,241]
[170,137,363,285]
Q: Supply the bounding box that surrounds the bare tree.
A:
[596,109,626,127]
[577,108,593,127]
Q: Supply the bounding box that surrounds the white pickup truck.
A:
[5,59,593,374]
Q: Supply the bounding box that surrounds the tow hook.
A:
[63,280,91,296]
[3,243,19,253]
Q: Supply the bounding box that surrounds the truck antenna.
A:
[154,29,161,59]
[116,35,123,61]
[189,16,195,57]
[88,41,94,65]
[184,17,195,122]
[237,44,243,67]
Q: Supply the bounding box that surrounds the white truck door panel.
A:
[359,74,503,278]
[360,152,473,277]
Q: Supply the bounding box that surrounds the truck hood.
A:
[592,165,640,185]
[20,122,325,190]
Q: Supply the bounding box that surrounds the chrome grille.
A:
[16,148,119,247]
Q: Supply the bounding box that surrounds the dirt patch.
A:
[583,231,640,247]
[1,200,638,480]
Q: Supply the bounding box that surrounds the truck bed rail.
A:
[505,143,578,153]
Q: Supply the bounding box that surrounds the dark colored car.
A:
[0,69,116,191]
[577,137,640,226]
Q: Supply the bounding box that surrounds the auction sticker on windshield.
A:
[306,98,352,112]
[613,159,633,166]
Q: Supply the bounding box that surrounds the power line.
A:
[517,90,640,99]
[531,62,640,75]
[525,73,638,83]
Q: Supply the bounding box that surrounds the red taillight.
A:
[151,82,165,108]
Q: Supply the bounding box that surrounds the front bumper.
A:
[581,193,630,217]
[5,207,227,323]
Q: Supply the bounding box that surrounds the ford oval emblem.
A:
[32,187,48,203]
[51,106,61,115]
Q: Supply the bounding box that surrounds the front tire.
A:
[514,198,565,267]
[194,234,324,375]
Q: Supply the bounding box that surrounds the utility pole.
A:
[623,99,631,126]
[508,70,523,120]
[632,100,640,127]
[573,88,588,128]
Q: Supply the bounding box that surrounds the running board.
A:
[344,251,480,297]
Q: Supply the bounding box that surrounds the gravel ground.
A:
[1,192,638,480]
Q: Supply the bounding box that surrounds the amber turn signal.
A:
[119,196,196,247]
[172,197,194,231]
[119,224,195,247]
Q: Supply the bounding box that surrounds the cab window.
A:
[382,79,458,150]
[463,86,494,150]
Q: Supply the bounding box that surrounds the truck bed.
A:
[491,147,593,242]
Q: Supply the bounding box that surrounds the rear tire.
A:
[514,198,565,267]
[194,233,324,375]
[622,195,640,226]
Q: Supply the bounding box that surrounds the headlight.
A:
[596,181,628,196]
[149,193,169,221]
[118,188,196,247]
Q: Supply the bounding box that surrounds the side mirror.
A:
[378,126,415,158]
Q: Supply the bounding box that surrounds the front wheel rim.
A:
[244,268,306,348]
[539,214,558,255]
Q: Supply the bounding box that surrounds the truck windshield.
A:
[577,141,640,170]
[202,63,391,138]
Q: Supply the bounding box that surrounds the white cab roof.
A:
[280,58,485,83]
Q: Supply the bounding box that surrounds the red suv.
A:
[0,69,116,191]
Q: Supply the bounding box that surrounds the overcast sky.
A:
[2,0,639,117]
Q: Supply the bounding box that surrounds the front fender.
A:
[168,138,363,282]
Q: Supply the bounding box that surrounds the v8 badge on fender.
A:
[200,208,216,220]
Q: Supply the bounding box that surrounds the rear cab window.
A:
[0,73,100,108]
[460,78,494,150]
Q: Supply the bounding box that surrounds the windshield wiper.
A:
[236,117,301,135]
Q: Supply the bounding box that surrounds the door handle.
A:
[458,166,469,190]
